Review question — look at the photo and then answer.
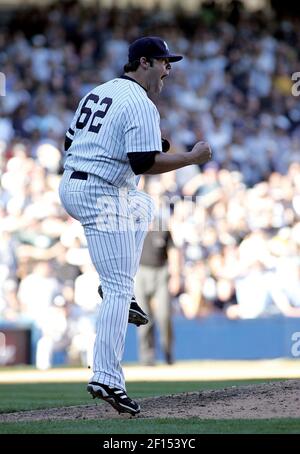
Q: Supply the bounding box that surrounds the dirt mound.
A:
[1,380,299,421]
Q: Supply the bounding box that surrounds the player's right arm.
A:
[124,97,212,175]
[144,141,212,174]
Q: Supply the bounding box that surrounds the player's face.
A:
[148,58,171,94]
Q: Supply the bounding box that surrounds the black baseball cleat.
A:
[87,382,140,416]
[128,296,148,326]
[98,286,149,326]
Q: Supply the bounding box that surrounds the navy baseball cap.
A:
[128,37,183,63]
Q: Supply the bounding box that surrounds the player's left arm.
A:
[64,96,86,152]
[65,129,74,151]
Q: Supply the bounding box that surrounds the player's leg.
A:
[85,226,135,390]
[84,207,141,414]
[59,173,140,414]
[124,189,155,327]
[60,176,135,389]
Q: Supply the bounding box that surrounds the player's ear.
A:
[140,57,150,69]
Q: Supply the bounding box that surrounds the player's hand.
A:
[189,141,212,165]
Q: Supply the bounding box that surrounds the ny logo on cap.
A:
[163,41,169,51]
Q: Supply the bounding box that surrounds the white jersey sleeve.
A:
[124,98,162,153]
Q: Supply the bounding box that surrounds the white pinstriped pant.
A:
[59,170,154,390]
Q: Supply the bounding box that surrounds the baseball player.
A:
[59,36,212,416]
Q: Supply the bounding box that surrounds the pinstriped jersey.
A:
[64,77,162,189]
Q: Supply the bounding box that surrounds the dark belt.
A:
[70,171,88,180]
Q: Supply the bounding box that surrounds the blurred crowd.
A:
[1,1,300,367]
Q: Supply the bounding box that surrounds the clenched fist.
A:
[190,141,212,165]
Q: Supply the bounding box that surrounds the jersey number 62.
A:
[76,94,113,133]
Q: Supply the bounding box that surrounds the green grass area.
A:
[0,379,276,413]
[0,379,299,434]
[0,418,300,434]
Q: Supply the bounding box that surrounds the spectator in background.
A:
[17,261,64,369]
[70,263,100,367]
[226,260,300,319]
[179,260,210,319]
[0,278,20,321]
